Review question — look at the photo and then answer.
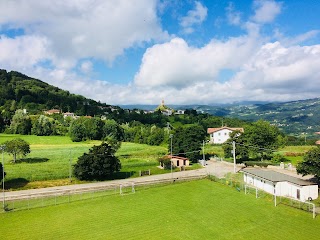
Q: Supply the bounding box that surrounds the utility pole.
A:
[232,141,236,173]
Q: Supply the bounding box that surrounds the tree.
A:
[10,109,31,134]
[242,120,283,160]
[73,142,121,180]
[171,124,206,163]
[0,163,5,182]
[296,146,320,179]
[103,119,124,141]
[32,115,55,136]
[69,118,86,142]
[223,130,249,161]
[0,146,6,181]
[4,138,30,163]
[84,117,104,140]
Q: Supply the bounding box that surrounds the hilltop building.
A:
[155,100,174,116]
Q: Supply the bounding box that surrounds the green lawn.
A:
[0,179,319,240]
[0,134,168,189]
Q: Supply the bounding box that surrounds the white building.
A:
[207,127,244,144]
[243,168,318,202]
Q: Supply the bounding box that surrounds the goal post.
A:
[119,183,135,195]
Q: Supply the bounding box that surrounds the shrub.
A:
[73,143,121,180]
[271,154,286,163]
[243,161,270,168]
[158,156,173,170]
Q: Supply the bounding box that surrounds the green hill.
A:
[0,69,115,117]
[190,98,320,136]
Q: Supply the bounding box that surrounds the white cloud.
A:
[226,2,242,26]
[0,35,51,69]
[0,0,169,64]
[179,1,208,34]
[134,36,261,89]
[252,0,282,24]
[274,29,320,46]
[80,61,93,74]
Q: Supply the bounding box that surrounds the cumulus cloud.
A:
[134,36,261,89]
[0,0,319,105]
[0,35,52,69]
[252,0,282,24]
[0,0,169,64]
[132,32,320,104]
[179,1,208,34]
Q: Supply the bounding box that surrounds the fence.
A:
[2,174,206,212]
[208,174,317,219]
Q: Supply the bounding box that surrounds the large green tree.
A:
[242,120,285,160]
[103,119,124,141]
[73,142,121,180]
[4,138,30,163]
[32,115,56,136]
[223,130,249,161]
[296,146,320,179]
[170,124,206,162]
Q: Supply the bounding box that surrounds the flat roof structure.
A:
[242,168,316,186]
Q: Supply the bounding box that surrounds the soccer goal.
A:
[119,183,135,195]
[278,196,316,219]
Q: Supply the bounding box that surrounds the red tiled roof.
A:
[207,127,244,134]
[44,109,60,114]
[166,155,189,161]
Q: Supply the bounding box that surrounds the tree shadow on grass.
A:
[4,178,29,190]
[17,157,49,164]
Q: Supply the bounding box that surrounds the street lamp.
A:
[0,145,5,211]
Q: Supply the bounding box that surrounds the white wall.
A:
[244,173,319,202]
[211,129,233,144]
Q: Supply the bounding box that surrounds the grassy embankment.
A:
[0,179,319,240]
[0,134,200,190]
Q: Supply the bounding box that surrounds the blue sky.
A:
[0,0,319,105]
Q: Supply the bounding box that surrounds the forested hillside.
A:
[0,69,112,118]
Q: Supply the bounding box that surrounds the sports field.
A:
[0,179,319,240]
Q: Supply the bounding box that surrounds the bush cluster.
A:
[243,161,270,168]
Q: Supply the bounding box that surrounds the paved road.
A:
[1,160,310,202]
[0,160,240,201]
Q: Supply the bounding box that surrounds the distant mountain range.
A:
[122,98,320,137]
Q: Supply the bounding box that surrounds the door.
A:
[297,189,300,200]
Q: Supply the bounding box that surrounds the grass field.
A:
[0,134,170,189]
[0,179,319,240]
